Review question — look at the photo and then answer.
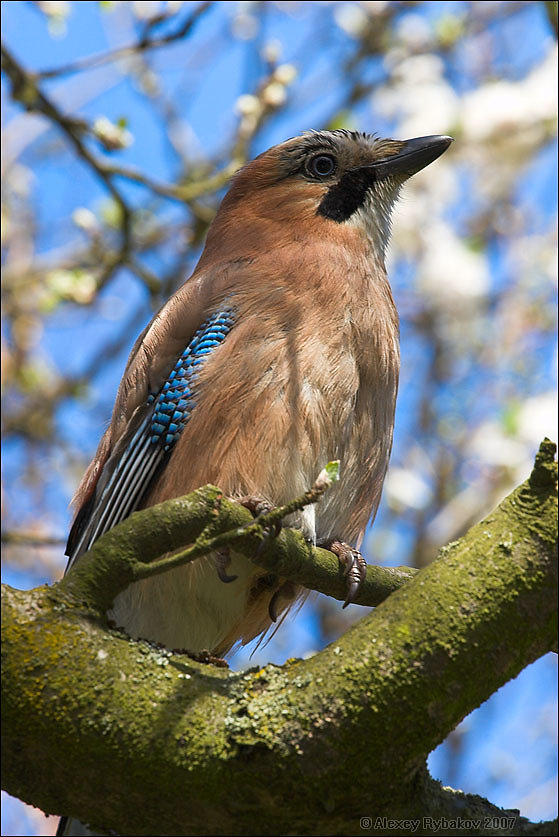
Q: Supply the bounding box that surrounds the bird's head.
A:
[203,130,453,265]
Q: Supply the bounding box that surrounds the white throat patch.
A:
[348,181,401,261]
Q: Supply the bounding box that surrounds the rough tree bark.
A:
[2,440,557,836]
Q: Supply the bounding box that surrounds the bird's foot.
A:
[214,547,238,583]
[185,649,229,668]
[238,495,282,539]
[134,638,229,668]
[318,538,368,608]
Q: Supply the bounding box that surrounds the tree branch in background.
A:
[1,42,132,289]
[544,1,559,37]
[35,2,214,79]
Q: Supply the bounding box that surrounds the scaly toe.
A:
[319,538,368,608]
[214,548,238,583]
[238,495,282,539]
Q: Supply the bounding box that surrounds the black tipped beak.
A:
[373,135,453,179]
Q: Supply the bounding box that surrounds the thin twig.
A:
[34,2,214,79]
[1,531,66,547]
[1,43,131,284]
[130,463,341,582]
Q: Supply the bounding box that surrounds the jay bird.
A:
[57,129,452,836]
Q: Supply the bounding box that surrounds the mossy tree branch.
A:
[54,462,417,614]
[2,440,557,836]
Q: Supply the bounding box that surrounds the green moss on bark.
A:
[2,442,556,835]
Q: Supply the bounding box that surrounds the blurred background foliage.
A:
[1,1,557,834]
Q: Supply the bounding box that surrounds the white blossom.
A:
[385,467,433,510]
[374,54,459,137]
[416,222,490,306]
[235,94,261,117]
[334,3,369,37]
[396,13,432,50]
[461,45,558,143]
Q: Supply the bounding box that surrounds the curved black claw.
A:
[268,580,297,623]
[320,538,368,608]
[341,547,367,608]
[214,548,238,583]
[268,588,281,623]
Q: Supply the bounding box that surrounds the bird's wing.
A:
[65,272,235,570]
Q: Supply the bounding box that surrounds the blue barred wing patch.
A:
[66,308,235,566]
[148,309,235,451]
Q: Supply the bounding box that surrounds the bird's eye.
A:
[307,154,336,178]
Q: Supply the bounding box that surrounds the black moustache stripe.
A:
[317,167,377,223]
